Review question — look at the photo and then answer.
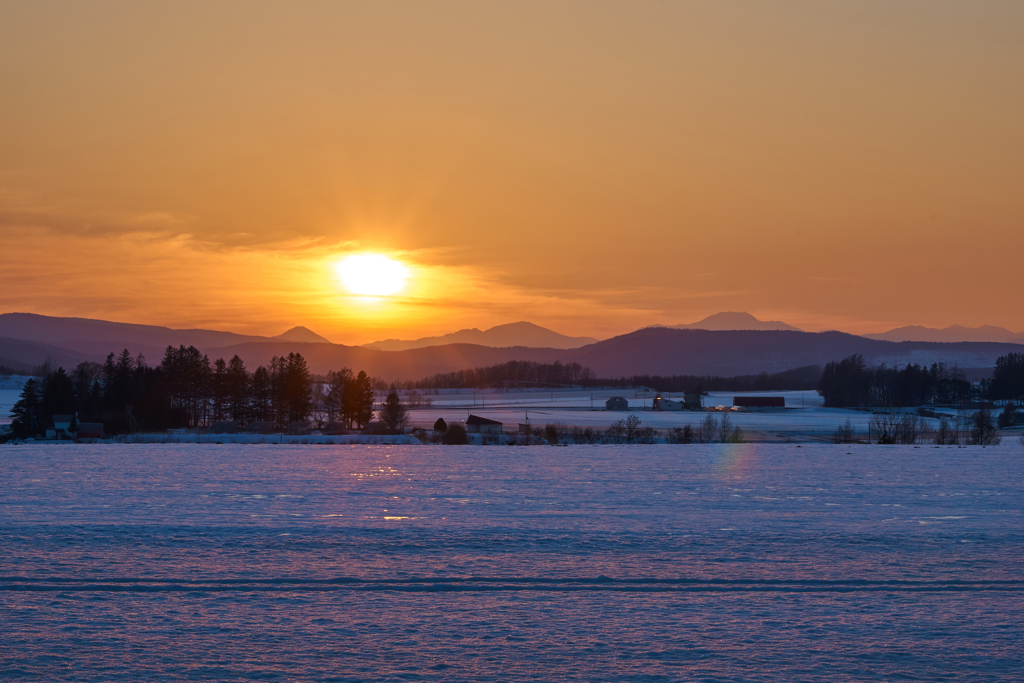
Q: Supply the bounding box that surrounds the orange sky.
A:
[2,1,1022,344]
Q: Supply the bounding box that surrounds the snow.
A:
[404,388,875,439]
[111,433,420,445]
[1,443,1022,680]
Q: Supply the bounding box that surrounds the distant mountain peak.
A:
[274,326,333,344]
[672,312,802,332]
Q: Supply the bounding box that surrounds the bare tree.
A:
[719,413,732,443]
[933,417,957,445]
[636,426,657,444]
[832,418,856,444]
[969,408,1000,445]
[698,414,718,444]
[605,420,626,444]
[624,414,641,444]
[869,409,926,444]
[669,425,695,444]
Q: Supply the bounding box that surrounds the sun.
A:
[336,254,409,296]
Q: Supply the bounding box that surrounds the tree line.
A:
[7,345,377,438]
[407,360,593,389]
[403,360,821,392]
[817,355,980,408]
[592,365,821,393]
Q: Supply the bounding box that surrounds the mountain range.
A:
[0,312,332,348]
[2,312,1022,383]
[363,322,597,351]
[864,324,1024,344]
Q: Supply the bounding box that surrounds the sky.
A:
[1,0,1022,344]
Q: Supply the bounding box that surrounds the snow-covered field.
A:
[406,388,889,439]
[2,443,1022,680]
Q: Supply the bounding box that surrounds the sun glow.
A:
[336,254,409,296]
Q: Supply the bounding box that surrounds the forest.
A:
[817,353,1024,408]
[7,346,375,438]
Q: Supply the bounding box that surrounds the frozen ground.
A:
[2,443,1022,680]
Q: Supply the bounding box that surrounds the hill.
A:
[2,313,1022,383]
[567,328,1022,378]
[864,324,1023,344]
[0,312,270,349]
[363,321,597,351]
[670,312,802,332]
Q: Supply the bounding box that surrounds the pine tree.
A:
[226,355,250,424]
[9,379,41,438]
[346,370,374,428]
[326,368,352,427]
[284,353,313,424]
[40,368,75,426]
[378,389,408,434]
[250,366,271,422]
[211,358,228,422]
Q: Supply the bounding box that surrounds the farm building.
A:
[53,414,76,436]
[606,397,629,411]
[466,414,503,435]
[684,391,704,410]
[287,421,312,435]
[246,421,277,434]
[652,395,684,411]
[734,396,786,408]
[76,423,104,439]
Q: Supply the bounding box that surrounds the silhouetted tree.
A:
[71,362,103,422]
[226,355,249,423]
[990,353,1024,402]
[345,370,374,428]
[412,360,592,389]
[160,345,212,428]
[283,353,313,424]
[268,356,288,427]
[442,423,468,445]
[250,366,272,422]
[40,368,75,426]
[818,355,871,407]
[832,418,856,444]
[969,408,1000,445]
[326,368,352,426]
[698,414,718,444]
[211,358,228,422]
[669,425,695,444]
[378,389,409,434]
[9,379,41,438]
[997,403,1018,429]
